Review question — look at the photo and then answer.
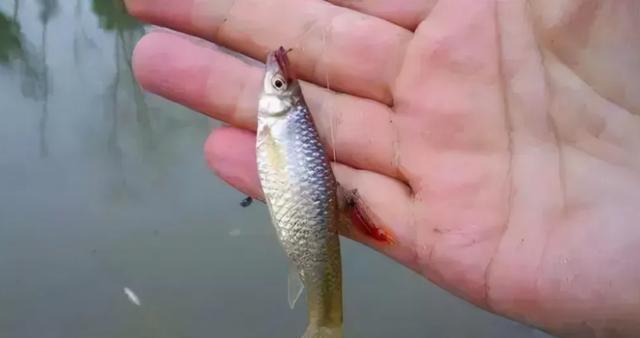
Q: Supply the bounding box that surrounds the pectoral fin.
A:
[288,261,304,309]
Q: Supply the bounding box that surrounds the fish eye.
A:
[272,75,287,90]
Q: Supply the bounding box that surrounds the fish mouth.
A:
[271,46,294,82]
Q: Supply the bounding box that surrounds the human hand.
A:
[125,0,640,336]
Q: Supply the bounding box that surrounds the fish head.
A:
[259,46,302,118]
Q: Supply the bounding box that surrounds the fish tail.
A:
[302,325,343,338]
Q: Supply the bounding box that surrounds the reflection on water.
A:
[35,0,58,156]
[92,0,149,199]
[0,11,22,64]
[92,0,141,31]
[0,0,41,93]
[0,1,553,337]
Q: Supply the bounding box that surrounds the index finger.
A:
[124,0,412,105]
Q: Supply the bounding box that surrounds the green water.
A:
[0,1,553,337]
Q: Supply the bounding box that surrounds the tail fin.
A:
[302,326,343,338]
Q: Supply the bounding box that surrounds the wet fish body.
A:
[256,47,343,338]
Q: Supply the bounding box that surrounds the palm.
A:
[126,0,640,335]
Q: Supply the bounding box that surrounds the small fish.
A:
[257,47,343,338]
[123,287,141,306]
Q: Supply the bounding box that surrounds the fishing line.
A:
[321,20,338,163]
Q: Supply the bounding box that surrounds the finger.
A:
[391,0,511,186]
[205,126,263,199]
[327,0,437,30]
[394,0,508,145]
[124,0,412,104]
[133,31,401,179]
[330,162,419,273]
[205,126,420,272]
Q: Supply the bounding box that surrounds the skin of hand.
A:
[123,0,640,337]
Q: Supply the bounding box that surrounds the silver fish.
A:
[256,46,343,338]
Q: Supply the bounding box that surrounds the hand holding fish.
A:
[126,0,640,337]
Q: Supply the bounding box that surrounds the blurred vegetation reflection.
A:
[92,0,151,199]
[93,0,142,31]
[35,0,59,156]
[3,0,45,100]
[0,12,22,64]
